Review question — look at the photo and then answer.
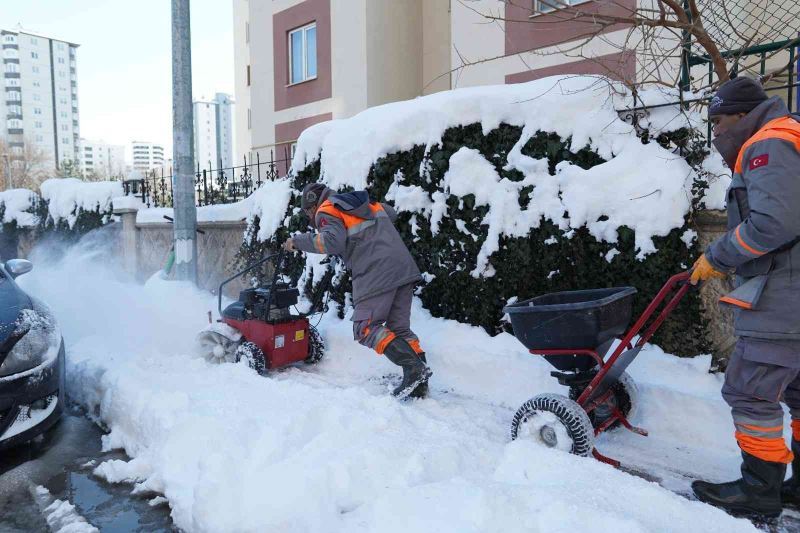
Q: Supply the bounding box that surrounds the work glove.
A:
[689,254,726,285]
[282,238,295,252]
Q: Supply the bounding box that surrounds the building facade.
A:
[79,139,126,179]
[193,93,234,170]
[131,141,165,173]
[1,27,81,173]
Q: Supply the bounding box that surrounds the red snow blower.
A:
[503,272,693,466]
[196,250,324,374]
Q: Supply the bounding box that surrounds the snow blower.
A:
[196,250,325,374]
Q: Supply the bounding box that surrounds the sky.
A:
[3,0,235,159]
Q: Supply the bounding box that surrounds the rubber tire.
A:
[235,341,267,375]
[304,325,325,365]
[511,393,595,457]
[570,371,638,431]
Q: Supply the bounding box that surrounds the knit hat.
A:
[709,77,768,117]
[301,183,328,210]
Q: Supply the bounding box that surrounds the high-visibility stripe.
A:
[315,234,325,253]
[317,200,385,230]
[735,225,766,256]
[736,422,784,439]
[720,296,753,310]
[375,331,396,355]
[734,116,800,172]
[408,339,424,355]
[793,419,800,442]
[735,431,794,463]
[346,219,376,236]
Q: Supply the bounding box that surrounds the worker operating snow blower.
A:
[690,77,800,519]
[283,183,432,399]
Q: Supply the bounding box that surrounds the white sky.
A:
[3,0,235,159]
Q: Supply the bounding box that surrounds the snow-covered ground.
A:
[14,237,778,533]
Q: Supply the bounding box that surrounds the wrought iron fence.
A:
[122,145,293,209]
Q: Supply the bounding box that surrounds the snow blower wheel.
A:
[304,325,325,365]
[511,393,595,456]
[235,341,267,375]
[570,371,639,431]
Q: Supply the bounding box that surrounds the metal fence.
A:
[122,145,293,209]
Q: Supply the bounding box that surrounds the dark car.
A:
[0,259,65,451]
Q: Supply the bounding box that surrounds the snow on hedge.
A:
[22,245,758,533]
[0,189,40,227]
[40,178,123,228]
[290,76,701,264]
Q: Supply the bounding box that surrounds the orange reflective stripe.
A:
[735,431,794,463]
[317,200,364,229]
[737,422,784,433]
[375,332,396,355]
[792,419,800,441]
[735,116,800,172]
[720,296,753,310]
[735,225,766,256]
[408,339,424,355]
[314,234,325,253]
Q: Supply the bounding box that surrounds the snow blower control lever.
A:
[216,250,297,319]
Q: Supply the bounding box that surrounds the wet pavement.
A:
[0,407,176,532]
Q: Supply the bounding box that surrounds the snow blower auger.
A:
[196,250,325,374]
[504,272,694,466]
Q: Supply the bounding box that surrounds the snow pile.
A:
[0,189,40,227]
[700,150,732,210]
[18,241,762,532]
[40,178,123,228]
[31,486,98,533]
[135,179,294,237]
[292,75,697,263]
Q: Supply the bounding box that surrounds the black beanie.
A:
[301,183,328,210]
[709,77,768,117]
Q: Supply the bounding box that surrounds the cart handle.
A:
[217,252,280,316]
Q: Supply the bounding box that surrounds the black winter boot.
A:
[407,353,429,399]
[383,339,432,399]
[692,452,785,518]
[781,439,800,507]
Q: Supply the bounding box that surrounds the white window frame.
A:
[288,22,317,86]
[531,0,590,16]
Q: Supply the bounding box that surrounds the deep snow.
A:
[14,238,771,533]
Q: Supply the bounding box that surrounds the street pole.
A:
[3,155,11,190]
[171,0,198,284]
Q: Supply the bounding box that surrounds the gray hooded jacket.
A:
[706,96,800,345]
[293,190,421,304]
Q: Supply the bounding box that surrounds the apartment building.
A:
[79,139,126,179]
[233,0,799,164]
[193,93,234,170]
[1,26,81,172]
[131,141,165,173]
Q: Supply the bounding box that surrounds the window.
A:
[33,81,40,87]
[288,23,317,84]
[532,0,585,14]
[6,63,18,73]
[7,119,21,128]
[33,93,41,101]
[32,65,40,73]
[246,64,251,86]
[247,108,251,129]
[36,135,43,142]
[291,143,297,158]
[8,92,20,101]
[61,124,69,131]
[6,79,18,86]
[245,22,250,43]
[57,42,65,50]
[3,35,13,43]
[62,137,69,144]
[30,37,38,45]
[35,121,43,128]
[58,57,65,64]
[34,107,42,115]
[60,111,67,118]
[31,51,39,59]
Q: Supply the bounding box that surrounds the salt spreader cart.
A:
[504,272,693,466]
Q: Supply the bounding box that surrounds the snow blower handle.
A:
[216,252,281,316]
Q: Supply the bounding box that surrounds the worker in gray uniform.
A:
[284,183,432,399]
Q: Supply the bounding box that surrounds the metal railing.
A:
[122,145,293,209]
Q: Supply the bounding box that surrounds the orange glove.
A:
[690,254,726,285]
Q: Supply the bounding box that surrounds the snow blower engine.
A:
[196,251,324,374]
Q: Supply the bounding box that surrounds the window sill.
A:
[529,0,592,18]
[286,76,318,88]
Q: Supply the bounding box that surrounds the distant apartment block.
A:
[1,26,81,172]
[79,139,125,178]
[193,93,234,170]
[131,141,165,173]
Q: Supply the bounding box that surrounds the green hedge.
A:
[238,123,711,356]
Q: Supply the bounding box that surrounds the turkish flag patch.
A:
[749,154,769,170]
[319,218,328,228]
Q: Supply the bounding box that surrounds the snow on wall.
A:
[40,178,123,229]
[0,189,40,227]
[289,76,702,269]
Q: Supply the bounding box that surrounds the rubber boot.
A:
[407,353,429,399]
[383,339,432,399]
[692,452,785,518]
[781,439,800,507]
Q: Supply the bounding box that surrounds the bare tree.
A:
[0,138,51,191]
[450,0,800,93]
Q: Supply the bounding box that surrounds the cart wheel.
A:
[304,325,325,365]
[511,393,595,456]
[236,341,267,375]
[572,372,639,430]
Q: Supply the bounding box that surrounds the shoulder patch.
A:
[319,217,329,228]
[749,153,769,170]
